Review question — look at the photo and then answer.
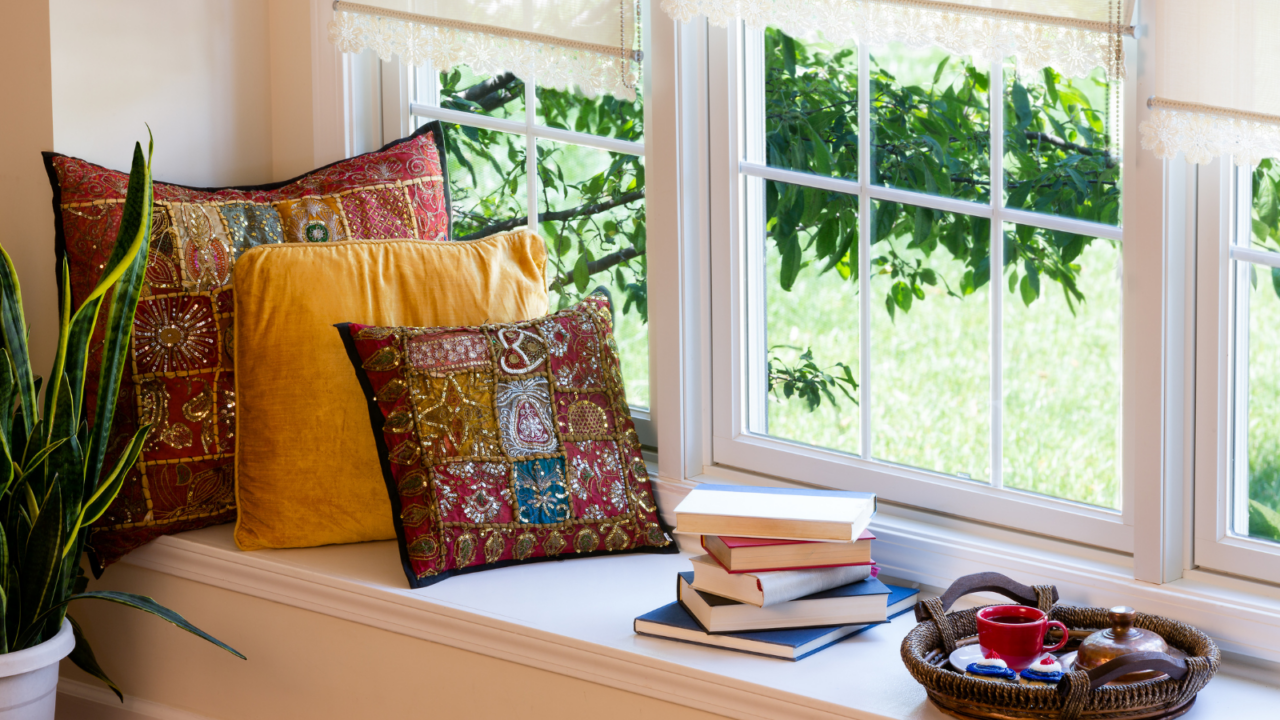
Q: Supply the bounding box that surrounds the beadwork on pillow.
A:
[45,122,451,571]
[339,293,675,588]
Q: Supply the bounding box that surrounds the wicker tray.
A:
[900,573,1220,720]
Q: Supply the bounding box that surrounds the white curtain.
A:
[660,0,1134,79]
[328,0,640,100]
[1139,0,1280,166]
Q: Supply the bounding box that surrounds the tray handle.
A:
[913,572,1059,622]
[1084,651,1188,690]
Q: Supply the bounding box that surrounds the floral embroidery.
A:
[133,295,220,374]
[408,331,488,374]
[495,378,559,456]
[514,459,570,524]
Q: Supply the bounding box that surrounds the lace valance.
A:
[659,0,1134,79]
[1137,1,1280,166]
[327,1,640,101]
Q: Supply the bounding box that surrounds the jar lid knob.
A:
[1109,605,1136,636]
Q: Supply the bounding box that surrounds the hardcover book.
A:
[634,602,879,661]
[678,571,918,633]
[673,485,876,542]
[702,530,875,572]
[634,583,920,660]
[690,553,876,607]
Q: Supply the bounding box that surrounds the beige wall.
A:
[0,1,59,380]
[59,564,728,720]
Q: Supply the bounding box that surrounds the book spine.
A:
[756,565,875,607]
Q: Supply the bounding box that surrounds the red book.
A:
[702,531,875,573]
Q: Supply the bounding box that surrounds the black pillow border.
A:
[43,120,452,309]
[336,312,678,591]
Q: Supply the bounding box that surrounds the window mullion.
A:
[989,60,1005,489]
[1230,165,1252,536]
[857,42,872,460]
[525,76,538,234]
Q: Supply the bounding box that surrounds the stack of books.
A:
[634,485,918,661]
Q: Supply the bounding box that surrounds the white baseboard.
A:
[57,679,214,720]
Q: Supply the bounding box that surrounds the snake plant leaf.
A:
[0,348,13,442]
[63,294,103,430]
[30,591,244,660]
[67,615,121,702]
[42,261,74,439]
[17,483,61,642]
[85,142,151,497]
[71,425,147,552]
[0,247,36,436]
[14,438,66,484]
[0,522,7,653]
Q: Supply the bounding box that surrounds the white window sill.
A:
[121,521,1278,720]
[652,471,1280,670]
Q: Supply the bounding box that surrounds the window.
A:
[1193,159,1280,580]
[396,61,653,442]
[709,23,1133,545]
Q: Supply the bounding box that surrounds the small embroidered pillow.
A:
[338,293,675,588]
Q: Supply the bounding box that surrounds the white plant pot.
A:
[0,620,74,720]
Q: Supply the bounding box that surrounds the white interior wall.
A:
[49,0,275,188]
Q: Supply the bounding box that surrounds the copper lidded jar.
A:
[1074,606,1172,682]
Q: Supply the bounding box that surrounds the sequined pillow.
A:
[338,293,675,588]
[44,122,452,572]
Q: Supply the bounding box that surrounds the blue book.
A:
[634,583,920,661]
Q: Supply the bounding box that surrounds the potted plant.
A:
[0,137,242,717]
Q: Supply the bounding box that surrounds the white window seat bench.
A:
[56,522,1280,720]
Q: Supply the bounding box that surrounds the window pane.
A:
[759,180,860,453]
[1003,65,1121,226]
[537,140,649,407]
[763,29,857,179]
[1253,160,1280,251]
[536,85,643,142]
[439,65,525,120]
[1003,229,1121,508]
[870,202,990,479]
[1240,162,1280,544]
[872,46,990,202]
[442,126,526,240]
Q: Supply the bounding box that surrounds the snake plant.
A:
[0,136,243,699]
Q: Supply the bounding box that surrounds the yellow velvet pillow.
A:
[233,231,548,550]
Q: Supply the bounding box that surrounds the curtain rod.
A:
[871,0,1135,36]
[1148,97,1280,127]
[333,1,644,63]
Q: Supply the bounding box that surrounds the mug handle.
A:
[1043,620,1069,652]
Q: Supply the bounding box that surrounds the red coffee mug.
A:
[976,605,1069,672]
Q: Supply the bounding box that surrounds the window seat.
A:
[69,523,1280,720]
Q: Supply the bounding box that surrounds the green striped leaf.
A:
[67,616,121,702]
[85,141,152,493]
[17,483,61,646]
[27,591,244,661]
[0,247,35,436]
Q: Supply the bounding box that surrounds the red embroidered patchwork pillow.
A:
[338,293,675,588]
[44,122,451,572]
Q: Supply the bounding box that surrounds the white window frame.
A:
[1193,159,1280,582]
[701,21,1150,550]
[376,52,657,447]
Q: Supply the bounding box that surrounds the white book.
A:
[674,484,876,542]
[689,554,876,607]
[678,572,899,633]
